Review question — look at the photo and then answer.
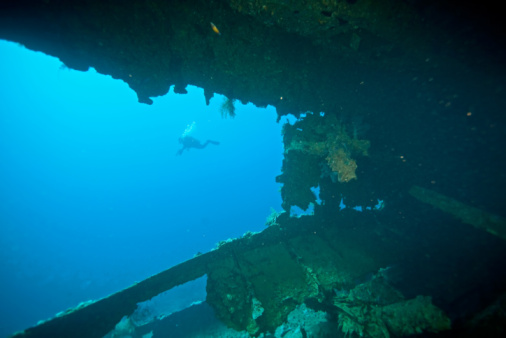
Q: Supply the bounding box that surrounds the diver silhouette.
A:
[176,136,220,155]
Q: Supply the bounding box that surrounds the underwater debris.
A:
[54,300,96,318]
[220,97,236,118]
[409,185,506,241]
[251,297,264,320]
[205,223,383,336]
[212,238,235,250]
[105,316,135,338]
[334,271,451,337]
[265,207,284,226]
[12,211,396,338]
[274,303,328,337]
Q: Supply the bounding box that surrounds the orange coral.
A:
[326,148,357,182]
[285,113,369,183]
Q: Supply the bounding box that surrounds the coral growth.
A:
[326,148,358,183]
[274,304,328,337]
[334,273,451,337]
[265,207,284,227]
[220,97,236,118]
[277,112,370,211]
[285,113,370,183]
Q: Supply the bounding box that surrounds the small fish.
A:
[210,22,221,35]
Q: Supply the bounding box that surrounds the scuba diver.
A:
[176,135,220,155]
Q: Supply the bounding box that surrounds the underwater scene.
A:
[1,1,505,337]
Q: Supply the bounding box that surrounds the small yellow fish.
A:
[210,22,221,35]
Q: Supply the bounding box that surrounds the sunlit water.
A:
[0,40,284,337]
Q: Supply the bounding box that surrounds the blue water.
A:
[0,40,284,337]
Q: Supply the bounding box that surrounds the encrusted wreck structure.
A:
[2,0,506,337]
[278,113,370,211]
